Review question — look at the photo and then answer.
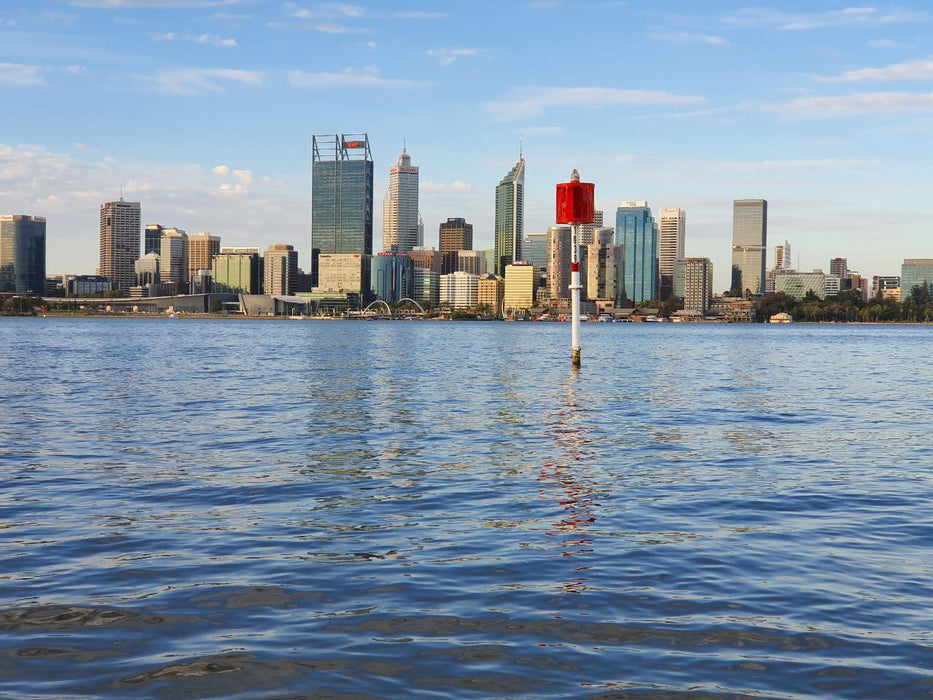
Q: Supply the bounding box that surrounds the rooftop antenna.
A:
[519,135,523,160]
[120,184,124,202]
[402,138,406,155]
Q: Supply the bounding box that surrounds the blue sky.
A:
[3,0,933,291]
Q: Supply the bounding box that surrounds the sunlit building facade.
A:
[494,156,524,276]
[616,201,658,304]
[382,146,421,252]
[0,215,46,294]
[731,198,767,297]
[99,198,141,293]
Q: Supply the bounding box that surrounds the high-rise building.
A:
[159,227,188,295]
[503,261,536,312]
[829,257,848,278]
[312,134,373,257]
[0,215,46,294]
[382,145,421,253]
[189,232,221,282]
[546,225,572,302]
[99,198,141,292]
[144,224,163,256]
[478,274,504,316]
[456,250,486,276]
[683,257,713,314]
[731,199,767,298]
[317,253,371,297]
[579,210,604,247]
[371,251,413,303]
[264,244,299,296]
[213,247,262,295]
[494,155,524,276]
[616,201,658,304]
[439,218,473,275]
[439,271,479,309]
[901,259,933,299]
[774,240,791,270]
[586,234,623,304]
[657,207,685,301]
[523,233,547,271]
[411,268,439,307]
[408,247,441,274]
[133,252,160,297]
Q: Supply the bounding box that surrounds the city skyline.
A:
[3,1,933,291]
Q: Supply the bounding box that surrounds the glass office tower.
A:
[731,199,768,298]
[312,134,374,257]
[616,201,658,304]
[0,215,46,294]
[494,156,524,276]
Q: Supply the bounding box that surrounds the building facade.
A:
[159,227,189,295]
[503,261,536,312]
[99,199,141,293]
[494,156,524,276]
[478,274,504,315]
[411,267,439,307]
[382,146,421,252]
[616,201,658,304]
[0,215,46,294]
[371,251,413,303]
[579,210,604,247]
[872,275,901,301]
[683,257,713,314]
[439,271,479,309]
[456,250,486,276]
[439,218,473,275]
[731,198,767,297]
[317,253,371,296]
[657,207,685,301]
[829,257,848,278]
[133,252,161,296]
[774,240,791,270]
[189,232,221,281]
[264,244,299,296]
[213,247,262,295]
[773,270,827,300]
[144,224,163,257]
[546,225,572,302]
[408,247,441,275]
[901,259,933,299]
[586,237,623,304]
[312,134,373,257]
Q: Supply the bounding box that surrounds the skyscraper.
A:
[264,244,299,296]
[657,207,685,301]
[382,145,421,253]
[616,201,658,304]
[371,252,413,303]
[546,225,571,302]
[494,154,524,276]
[159,227,188,295]
[99,198,141,292]
[144,224,163,256]
[312,134,373,256]
[439,217,473,275]
[579,210,604,247]
[213,247,262,295]
[0,215,46,294]
[683,257,713,314]
[774,240,791,270]
[189,232,221,281]
[829,257,848,278]
[731,199,767,298]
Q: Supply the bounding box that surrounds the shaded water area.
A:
[1,318,932,698]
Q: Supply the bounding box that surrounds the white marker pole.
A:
[570,220,582,367]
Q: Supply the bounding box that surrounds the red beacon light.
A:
[555,169,595,225]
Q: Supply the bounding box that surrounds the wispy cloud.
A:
[71,0,242,7]
[420,181,473,192]
[485,86,705,120]
[0,62,46,86]
[868,38,912,48]
[426,48,483,66]
[772,91,933,117]
[722,7,928,30]
[649,31,729,45]
[148,31,237,46]
[394,10,445,19]
[528,0,561,8]
[523,125,564,134]
[288,2,366,19]
[819,58,933,83]
[144,67,264,94]
[288,65,420,88]
[268,19,368,33]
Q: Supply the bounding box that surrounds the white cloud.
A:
[0,63,46,86]
[288,3,366,19]
[819,58,933,83]
[649,31,729,45]
[523,125,563,134]
[722,7,928,30]
[267,20,367,33]
[288,65,420,88]
[485,86,705,120]
[773,91,933,117]
[426,48,482,66]
[72,0,242,7]
[212,165,230,175]
[148,32,176,41]
[420,181,473,192]
[196,33,237,47]
[144,67,264,94]
[868,38,912,48]
[394,10,445,19]
[232,169,252,184]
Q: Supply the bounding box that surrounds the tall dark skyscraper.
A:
[312,134,373,257]
[438,217,473,275]
[0,215,46,294]
[494,155,524,276]
[731,198,767,298]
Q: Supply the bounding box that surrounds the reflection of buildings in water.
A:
[540,376,602,594]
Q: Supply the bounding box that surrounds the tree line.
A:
[754,286,933,322]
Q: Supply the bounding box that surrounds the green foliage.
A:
[0,296,37,316]
[754,285,933,322]
[209,299,223,313]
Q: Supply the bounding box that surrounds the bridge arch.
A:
[396,298,425,314]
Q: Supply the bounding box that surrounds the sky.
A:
[2,0,933,292]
